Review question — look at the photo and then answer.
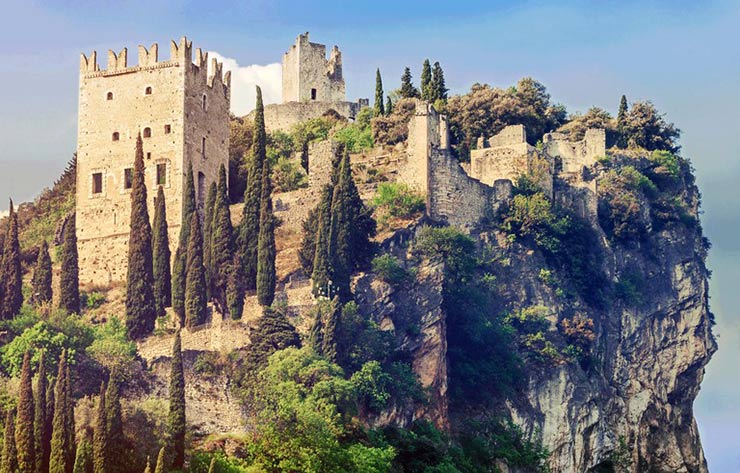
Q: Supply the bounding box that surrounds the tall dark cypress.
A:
[59,214,79,314]
[328,152,353,300]
[152,186,172,318]
[211,165,234,313]
[32,240,53,307]
[256,160,276,307]
[617,95,629,149]
[17,351,35,473]
[153,447,165,473]
[298,207,318,275]
[92,382,106,473]
[203,182,217,300]
[126,133,156,339]
[71,438,91,473]
[226,251,245,320]
[385,96,393,115]
[64,361,75,473]
[421,59,432,101]
[1,200,22,319]
[311,185,333,298]
[309,307,324,356]
[168,331,185,470]
[2,409,18,473]
[185,212,207,328]
[374,69,385,116]
[50,353,68,473]
[322,297,341,364]
[43,381,54,473]
[104,373,125,473]
[238,86,266,291]
[172,166,197,325]
[399,67,418,99]
[431,61,447,101]
[35,354,48,473]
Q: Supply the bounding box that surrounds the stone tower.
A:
[76,37,231,285]
[282,32,345,103]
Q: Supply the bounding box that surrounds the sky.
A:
[0,0,738,469]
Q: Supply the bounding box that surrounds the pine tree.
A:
[184,212,207,328]
[399,67,419,98]
[152,186,172,318]
[2,409,18,473]
[31,240,53,307]
[256,160,276,307]
[168,331,185,470]
[59,214,80,315]
[71,439,91,473]
[49,353,69,473]
[1,200,22,319]
[431,61,447,102]
[126,133,156,339]
[211,165,234,313]
[239,86,266,291]
[385,96,393,115]
[311,185,333,298]
[153,447,165,473]
[322,297,341,363]
[172,166,197,325]
[35,354,48,473]
[104,373,125,473]
[374,68,385,116]
[203,182,217,300]
[421,59,432,101]
[16,351,35,473]
[617,94,629,149]
[92,382,106,473]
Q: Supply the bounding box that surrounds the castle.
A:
[76,37,230,285]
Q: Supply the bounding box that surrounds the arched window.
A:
[145,86,152,95]
[202,95,207,111]
[112,132,120,141]
[143,127,151,138]
[106,92,113,100]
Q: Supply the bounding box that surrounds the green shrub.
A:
[504,306,551,334]
[272,156,307,193]
[82,291,105,310]
[650,150,680,178]
[372,183,425,223]
[87,317,137,370]
[371,254,409,285]
[332,107,374,153]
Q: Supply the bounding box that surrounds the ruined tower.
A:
[281,32,345,103]
[76,37,231,285]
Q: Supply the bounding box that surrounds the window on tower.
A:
[156,163,167,186]
[311,88,317,100]
[164,124,171,134]
[92,173,103,194]
[123,168,133,190]
[107,92,113,100]
[143,127,151,138]
[112,132,120,141]
[145,86,152,95]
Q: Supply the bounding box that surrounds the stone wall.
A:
[76,37,230,285]
[259,100,362,132]
[544,128,605,173]
[281,32,345,103]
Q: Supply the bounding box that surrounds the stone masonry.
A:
[76,37,230,286]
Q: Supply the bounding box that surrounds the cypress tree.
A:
[35,354,48,473]
[311,185,333,298]
[184,212,207,328]
[168,331,185,470]
[322,297,341,364]
[16,351,35,473]
[59,214,79,314]
[385,96,393,115]
[126,133,156,339]
[1,200,22,319]
[207,457,216,473]
[421,59,432,101]
[226,252,244,320]
[50,353,69,473]
[328,154,353,300]
[203,182,217,300]
[71,439,91,473]
[374,68,385,116]
[256,160,276,307]
[399,67,419,98]
[431,61,447,102]
[142,457,151,473]
[298,207,318,275]
[246,306,300,369]
[617,94,629,149]
[43,382,54,473]
[104,373,125,473]
[239,86,266,291]
[211,165,234,313]
[309,307,324,356]
[153,447,165,473]
[31,240,53,307]
[1,409,18,473]
[300,140,309,174]
[64,361,75,473]
[172,166,196,325]
[152,186,172,318]
[92,382,105,473]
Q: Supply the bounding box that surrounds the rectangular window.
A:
[311,88,317,100]
[123,168,133,190]
[201,137,206,158]
[156,163,167,186]
[92,172,103,194]
[146,152,152,160]
[164,124,171,134]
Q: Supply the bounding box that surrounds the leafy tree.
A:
[238,86,266,291]
[211,165,234,313]
[49,353,69,473]
[71,438,92,473]
[35,354,49,473]
[624,100,680,152]
[2,409,18,473]
[32,240,53,307]
[256,161,276,307]
[1,200,22,319]
[126,134,156,339]
[153,447,165,473]
[421,59,432,101]
[17,351,36,473]
[168,331,186,469]
[152,186,172,318]
[92,382,106,473]
[431,61,447,102]
[399,67,419,98]
[172,166,196,325]
[617,94,628,149]
[557,107,617,145]
[203,182,217,300]
[104,373,126,473]
[374,69,385,116]
[185,213,207,328]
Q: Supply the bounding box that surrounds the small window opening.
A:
[106,92,113,100]
[146,152,152,160]
[311,88,317,100]
[156,163,167,186]
[164,124,171,134]
[143,127,151,138]
[92,173,103,194]
[145,86,152,95]
[123,168,133,190]
[202,95,207,111]
[198,172,206,205]
[112,132,120,141]
[201,137,206,157]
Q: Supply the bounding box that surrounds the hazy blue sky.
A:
[1,0,738,469]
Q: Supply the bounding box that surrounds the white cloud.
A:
[0,210,8,220]
[209,52,282,116]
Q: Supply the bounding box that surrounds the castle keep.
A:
[76,37,230,285]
